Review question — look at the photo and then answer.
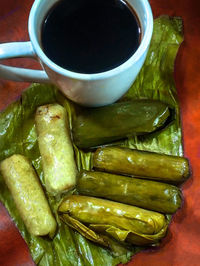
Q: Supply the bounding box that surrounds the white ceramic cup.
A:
[0,0,153,107]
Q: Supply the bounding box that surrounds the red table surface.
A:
[0,1,200,265]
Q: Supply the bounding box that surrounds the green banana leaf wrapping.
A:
[77,170,182,213]
[59,195,168,246]
[93,146,190,184]
[0,16,184,266]
[72,100,171,149]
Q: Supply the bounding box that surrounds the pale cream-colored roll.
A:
[0,154,57,237]
[35,103,77,195]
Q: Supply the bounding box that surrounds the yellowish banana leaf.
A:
[0,16,184,266]
[59,195,168,247]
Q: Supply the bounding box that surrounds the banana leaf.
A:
[72,100,172,149]
[59,195,169,246]
[77,170,182,213]
[0,16,184,266]
[93,147,189,184]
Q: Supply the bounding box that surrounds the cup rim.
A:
[29,0,153,81]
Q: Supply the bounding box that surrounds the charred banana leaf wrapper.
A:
[94,147,190,184]
[72,100,171,149]
[59,195,168,247]
[77,170,182,214]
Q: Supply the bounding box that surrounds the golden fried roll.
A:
[0,154,57,237]
[35,104,77,195]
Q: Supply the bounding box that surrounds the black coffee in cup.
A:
[41,0,141,74]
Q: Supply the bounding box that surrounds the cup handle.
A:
[0,41,50,83]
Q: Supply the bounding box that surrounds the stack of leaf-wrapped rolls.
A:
[59,101,189,252]
[0,100,190,255]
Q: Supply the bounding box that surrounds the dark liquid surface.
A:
[41,0,141,74]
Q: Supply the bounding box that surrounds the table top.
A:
[0,0,200,265]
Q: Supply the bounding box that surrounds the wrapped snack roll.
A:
[35,103,77,195]
[59,195,168,246]
[93,146,190,184]
[77,170,182,214]
[72,100,171,149]
[0,154,57,237]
